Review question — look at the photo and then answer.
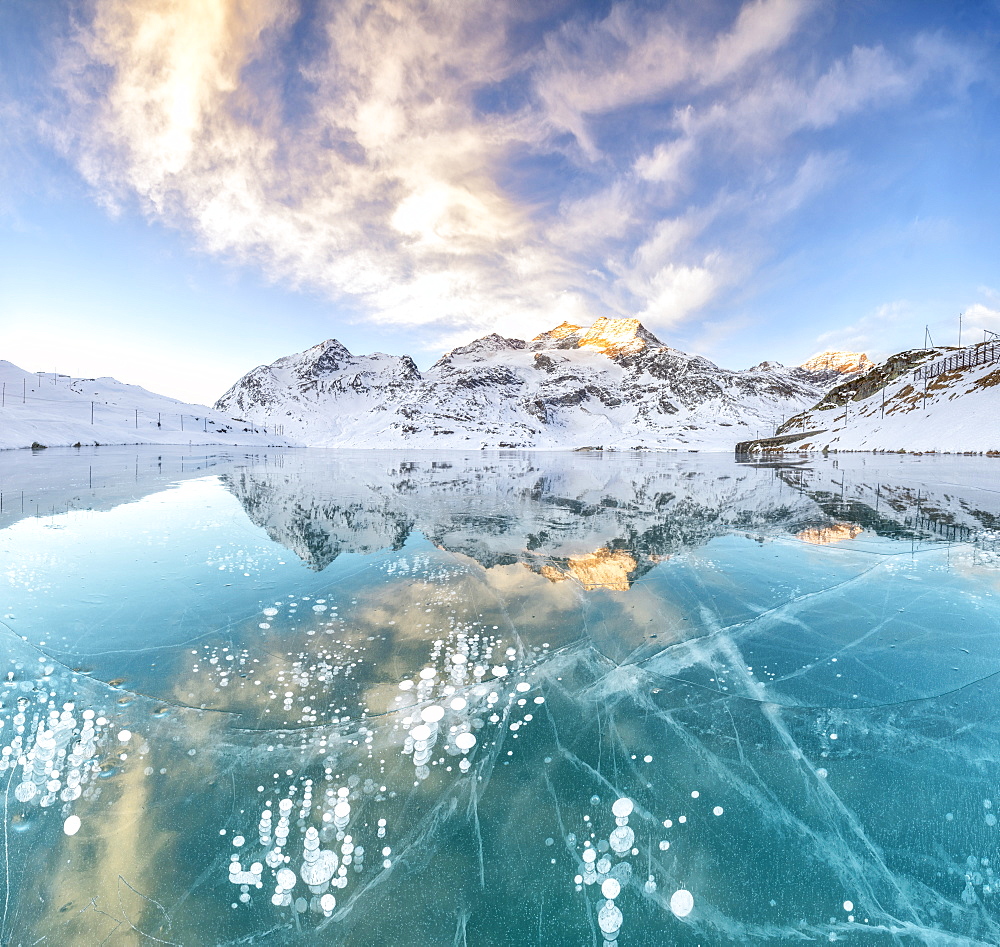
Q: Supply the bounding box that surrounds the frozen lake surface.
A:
[2,447,1000,945]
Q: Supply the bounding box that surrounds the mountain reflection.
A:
[220,452,1000,583]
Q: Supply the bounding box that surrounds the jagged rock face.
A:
[800,351,873,375]
[215,319,850,450]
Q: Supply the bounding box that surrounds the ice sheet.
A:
[2,448,1000,944]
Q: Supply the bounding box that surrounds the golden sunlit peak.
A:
[797,523,864,545]
[539,547,639,591]
[800,351,874,375]
[532,317,665,358]
[531,321,583,343]
[578,318,663,357]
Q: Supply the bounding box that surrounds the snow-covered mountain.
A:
[215,318,863,450]
[738,341,1000,454]
[0,360,290,451]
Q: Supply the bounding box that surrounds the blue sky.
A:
[2,0,998,405]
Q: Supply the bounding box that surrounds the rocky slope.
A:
[737,341,1000,454]
[215,318,864,450]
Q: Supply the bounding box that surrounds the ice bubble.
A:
[455,732,477,751]
[14,782,36,802]
[320,893,336,913]
[398,680,414,691]
[658,840,670,851]
[117,730,132,743]
[843,900,854,912]
[491,666,508,677]
[276,868,297,889]
[713,806,724,816]
[611,798,633,819]
[410,725,431,742]
[690,790,699,799]
[421,705,445,723]
[450,697,468,711]
[601,878,621,900]
[233,836,245,847]
[263,608,278,617]
[300,850,337,886]
[670,889,694,918]
[609,826,635,854]
[515,682,531,692]
[63,815,81,836]
[598,902,623,935]
[450,654,467,664]
[582,849,597,864]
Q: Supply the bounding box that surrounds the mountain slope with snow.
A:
[0,360,290,451]
[216,318,862,451]
[738,342,1000,454]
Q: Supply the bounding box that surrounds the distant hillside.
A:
[0,360,289,451]
[737,341,1000,454]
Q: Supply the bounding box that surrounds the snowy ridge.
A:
[0,360,291,451]
[740,342,1000,454]
[216,319,862,451]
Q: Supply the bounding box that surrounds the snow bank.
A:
[0,361,291,451]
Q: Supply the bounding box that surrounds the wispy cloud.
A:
[37,0,981,348]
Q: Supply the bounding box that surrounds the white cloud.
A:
[813,300,912,357]
[964,303,1000,337]
[35,0,981,350]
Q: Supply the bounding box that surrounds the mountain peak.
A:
[578,317,664,356]
[273,338,354,377]
[530,322,584,346]
[800,350,873,375]
[531,318,664,357]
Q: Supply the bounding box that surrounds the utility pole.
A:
[135,409,138,429]
[959,312,963,348]
[91,401,94,424]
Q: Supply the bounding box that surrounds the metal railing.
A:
[916,340,1000,381]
